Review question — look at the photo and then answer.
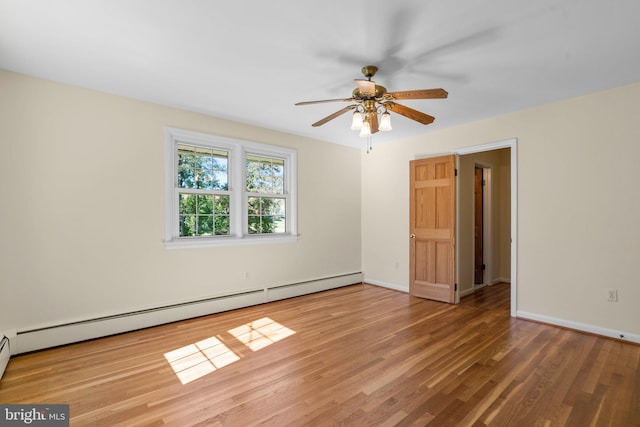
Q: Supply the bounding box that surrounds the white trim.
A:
[454,155,460,303]
[493,277,511,284]
[517,311,640,344]
[454,138,517,317]
[164,127,298,249]
[454,139,515,155]
[164,234,300,249]
[472,161,493,287]
[365,278,409,293]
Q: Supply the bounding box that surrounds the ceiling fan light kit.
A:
[379,111,392,131]
[350,111,364,130]
[296,65,447,152]
[359,122,371,138]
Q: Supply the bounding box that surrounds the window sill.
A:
[164,234,300,250]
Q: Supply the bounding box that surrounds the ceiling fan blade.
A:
[385,102,435,125]
[311,105,355,127]
[354,79,376,97]
[295,98,353,106]
[386,89,448,100]
[367,112,379,134]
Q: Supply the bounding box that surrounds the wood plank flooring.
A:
[1,283,638,426]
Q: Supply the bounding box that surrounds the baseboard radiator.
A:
[15,272,363,355]
[0,336,10,379]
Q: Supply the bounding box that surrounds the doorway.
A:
[408,140,517,316]
[455,139,517,317]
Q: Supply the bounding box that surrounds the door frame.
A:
[474,161,493,288]
[454,138,517,317]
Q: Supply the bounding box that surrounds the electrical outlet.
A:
[606,289,618,302]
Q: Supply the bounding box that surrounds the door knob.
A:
[410,234,416,239]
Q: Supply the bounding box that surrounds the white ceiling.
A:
[2,0,640,148]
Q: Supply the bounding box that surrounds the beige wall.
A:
[0,70,361,332]
[362,81,640,337]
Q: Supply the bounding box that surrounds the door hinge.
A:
[481,179,486,186]
[454,283,458,291]
[455,168,458,177]
[481,264,486,271]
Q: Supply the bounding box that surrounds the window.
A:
[246,155,286,234]
[164,128,297,248]
[177,145,230,237]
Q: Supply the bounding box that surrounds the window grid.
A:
[178,192,230,237]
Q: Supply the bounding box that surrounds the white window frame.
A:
[164,127,298,249]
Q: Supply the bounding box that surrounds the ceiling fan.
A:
[295,65,448,140]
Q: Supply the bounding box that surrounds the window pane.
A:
[248,197,260,215]
[213,156,227,171]
[179,194,196,214]
[214,171,228,190]
[193,169,211,189]
[248,216,261,234]
[215,216,230,235]
[198,155,213,170]
[272,216,286,233]
[262,198,285,215]
[178,166,195,188]
[198,216,213,236]
[178,149,195,167]
[214,195,230,215]
[198,195,213,214]
[273,176,284,194]
[262,216,276,233]
[180,215,197,236]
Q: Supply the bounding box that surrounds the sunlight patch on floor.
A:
[164,317,295,384]
[228,317,296,351]
[164,336,240,384]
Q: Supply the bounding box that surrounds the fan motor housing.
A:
[352,85,387,100]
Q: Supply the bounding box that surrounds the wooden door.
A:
[474,167,484,284]
[409,155,456,303]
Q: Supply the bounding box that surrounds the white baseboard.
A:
[364,278,409,293]
[517,310,640,344]
[493,278,511,284]
[459,287,476,298]
[15,272,363,354]
[266,273,362,301]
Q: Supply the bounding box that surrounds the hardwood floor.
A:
[1,283,638,426]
